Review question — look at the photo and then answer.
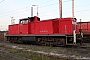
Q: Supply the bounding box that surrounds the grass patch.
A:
[0,52,14,60]
[5,48,67,60]
[0,54,8,59]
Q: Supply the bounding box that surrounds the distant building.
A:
[0,31,7,40]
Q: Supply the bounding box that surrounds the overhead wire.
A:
[38,0,55,5]
[0,9,30,17]
[0,0,55,14]
[0,0,5,3]
[35,0,72,9]
[44,9,90,16]
[0,0,71,16]
[1,2,89,16]
[0,0,90,17]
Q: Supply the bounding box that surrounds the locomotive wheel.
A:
[46,42,49,46]
[54,38,66,46]
[11,37,14,43]
[37,38,41,45]
[37,37,46,46]
[46,37,54,46]
[40,40,45,46]
[9,37,13,43]
[53,38,58,46]
[17,37,23,44]
[7,37,10,41]
[60,38,66,46]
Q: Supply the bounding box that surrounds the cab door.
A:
[19,20,23,34]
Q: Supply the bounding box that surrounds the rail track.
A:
[0,41,90,60]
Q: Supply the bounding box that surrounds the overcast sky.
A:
[0,0,90,30]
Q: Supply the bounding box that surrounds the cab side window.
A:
[20,20,28,24]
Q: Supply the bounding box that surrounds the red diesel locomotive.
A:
[6,16,83,46]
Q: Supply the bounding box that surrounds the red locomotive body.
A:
[76,22,90,34]
[6,16,78,46]
[58,18,75,34]
[8,24,19,34]
[35,20,54,34]
[76,22,90,43]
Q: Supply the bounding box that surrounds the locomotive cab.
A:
[19,16,40,24]
[19,16,40,34]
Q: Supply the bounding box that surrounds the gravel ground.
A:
[0,47,31,60]
[0,41,90,60]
